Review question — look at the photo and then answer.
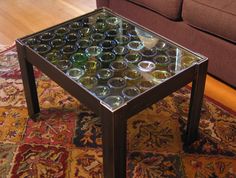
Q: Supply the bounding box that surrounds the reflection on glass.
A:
[79,27,93,37]
[56,59,72,72]
[181,55,197,68]
[93,22,107,33]
[99,40,117,51]
[51,38,66,49]
[103,95,124,109]
[117,29,128,36]
[124,69,142,86]
[135,28,158,48]
[168,62,182,74]
[93,22,108,33]
[127,41,144,51]
[46,51,62,64]
[106,17,121,27]
[66,68,84,81]
[110,60,127,77]
[115,35,131,45]
[113,46,129,56]
[83,60,101,76]
[108,77,126,94]
[61,45,78,57]
[122,86,140,100]
[76,39,92,51]
[39,32,55,42]
[128,30,139,40]
[156,41,168,51]
[65,33,79,43]
[98,52,116,68]
[153,55,171,70]
[25,38,40,48]
[69,22,83,31]
[124,53,142,64]
[34,44,51,55]
[97,68,114,83]
[54,27,70,37]
[96,12,110,21]
[152,70,171,82]
[94,85,110,99]
[105,29,118,39]
[140,47,157,59]
[91,33,105,44]
[85,46,103,57]
[166,48,182,62]
[118,21,132,31]
[71,52,88,68]
[137,80,155,91]
[82,16,96,26]
[138,61,155,72]
[79,76,98,90]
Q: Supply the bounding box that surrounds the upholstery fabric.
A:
[182,0,236,43]
[101,0,236,87]
[128,0,183,20]
[96,0,109,7]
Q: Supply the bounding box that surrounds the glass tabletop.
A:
[22,8,204,110]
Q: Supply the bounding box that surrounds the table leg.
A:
[100,108,127,178]
[186,61,208,145]
[16,43,40,119]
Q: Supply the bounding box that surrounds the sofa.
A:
[96,0,236,88]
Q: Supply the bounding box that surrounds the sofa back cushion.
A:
[182,0,236,43]
[128,0,183,20]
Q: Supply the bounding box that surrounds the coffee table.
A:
[16,7,208,178]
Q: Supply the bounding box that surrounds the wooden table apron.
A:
[15,8,208,178]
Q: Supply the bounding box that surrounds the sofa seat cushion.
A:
[182,0,236,43]
[128,0,183,20]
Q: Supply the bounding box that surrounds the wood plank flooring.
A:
[0,0,96,44]
[0,0,235,111]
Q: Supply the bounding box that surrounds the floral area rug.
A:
[0,45,235,178]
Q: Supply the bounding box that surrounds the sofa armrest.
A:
[96,0,110,8]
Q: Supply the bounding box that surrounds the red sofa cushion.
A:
[182,0,236,43]
[128,0,183,20]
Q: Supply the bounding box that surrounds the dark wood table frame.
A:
[16,8,208,178]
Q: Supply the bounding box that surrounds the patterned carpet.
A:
[0,44,235,177]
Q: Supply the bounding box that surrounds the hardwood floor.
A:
[0,0,96,44]
[0,0,235,111]
[204,75,236,111]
